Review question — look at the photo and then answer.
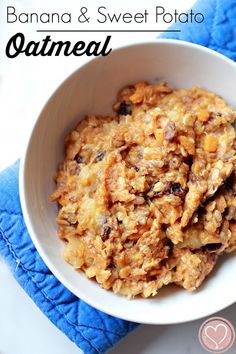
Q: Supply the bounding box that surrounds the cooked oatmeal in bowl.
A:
[51,81,236,298]
[20,40,236,323]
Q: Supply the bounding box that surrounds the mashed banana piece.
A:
[51,81,236,298]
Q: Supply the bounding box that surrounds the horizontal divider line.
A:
[36,29,181,33]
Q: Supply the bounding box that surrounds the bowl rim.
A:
[19,38,236,325]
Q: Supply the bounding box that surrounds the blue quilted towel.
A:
[0,0,236,353]
[160,0,236,61]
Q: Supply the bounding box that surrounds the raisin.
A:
[204,243,223,253]
[102,226,111,241]
[74,154,84,163]
[170,183,185,197]
[96,151,105,162]
[183,155,193,167]
[134,166,139,172]
[164,122,177,141]
[164,238,174,255]
[118,103,132,116]
[209,111,222,121]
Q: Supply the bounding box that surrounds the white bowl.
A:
[20,40,236,324]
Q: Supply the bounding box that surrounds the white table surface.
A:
[1,257,236,354]
[1,1,236,353]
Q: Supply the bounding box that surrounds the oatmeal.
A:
[51,81,236,298]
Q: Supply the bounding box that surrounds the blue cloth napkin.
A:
[0,0,236,353]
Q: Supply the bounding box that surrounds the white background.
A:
[0,0,236,353]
